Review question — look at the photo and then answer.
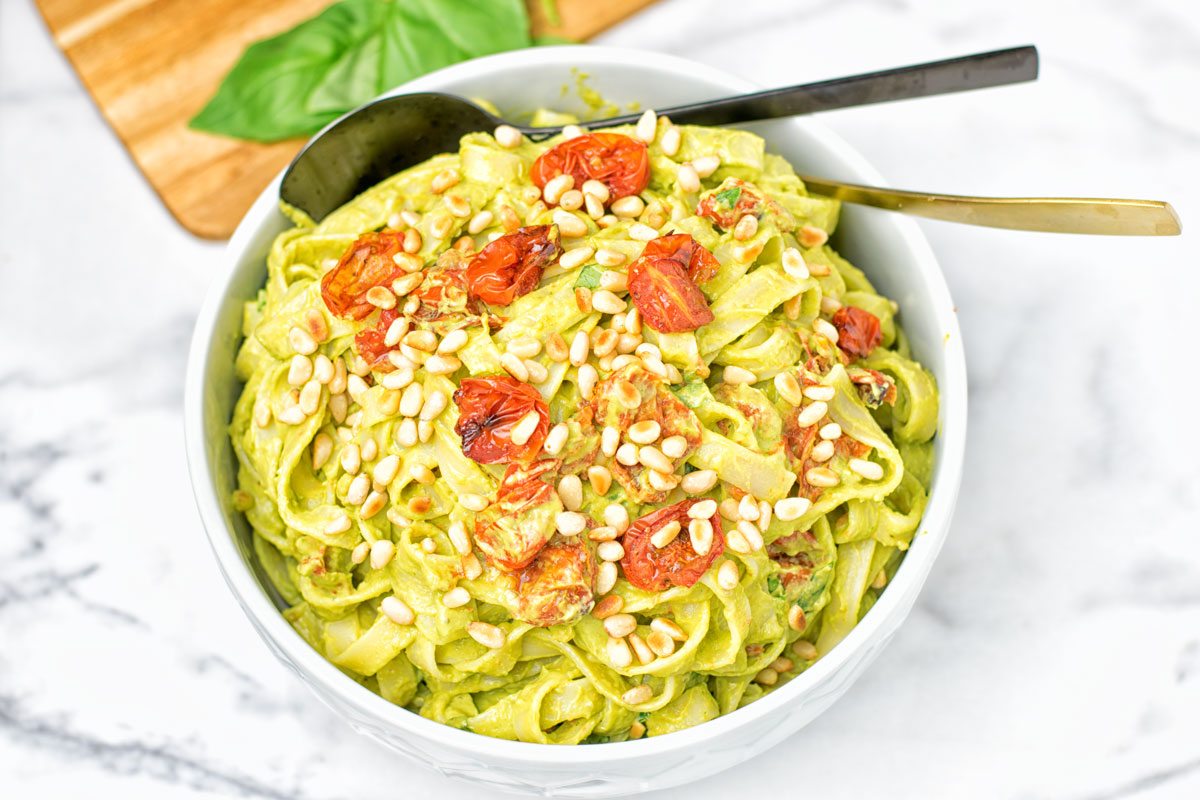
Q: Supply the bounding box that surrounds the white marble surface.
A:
[2,0,1199,796]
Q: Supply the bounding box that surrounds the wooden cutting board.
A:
[35,0,659,240]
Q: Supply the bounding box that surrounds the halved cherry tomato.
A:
[697,178,763,230]
[475,458,561,571]
[466,225,561,306]
[354,307,399,370]
[620,499,725,591]
[453,376,549,463]
[321,232,407,320]
[831,306,883,358]
[530,133,649,200]
[628,235,716,333]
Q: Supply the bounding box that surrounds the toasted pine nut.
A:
[680,469,717,494]
[381,596,415,625]
[467,621,505,649]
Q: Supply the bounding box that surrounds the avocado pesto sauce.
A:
[229,109,939,743]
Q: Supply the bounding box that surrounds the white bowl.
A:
[184,45,967,798]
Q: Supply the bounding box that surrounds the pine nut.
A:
[561,124,584,140]
[592,595,624,619]
[687,499,717,519]
[799,225,829,248]
[395,418,418,447]
[628,420,661,444]
[444,194,471,218]
[688,517,714,555]
[311,433,333,471]
[677,163,700,193]
[601,426,620,457]
[738,495,760,521]
[419,390,448,421]
[431,169,460,194]
[409,464,435,485]
[661,435,688,459]
[597,561,618,594]
[646,630,676,657]
[467,621,505,649]
[443,587,471,608]
[615,380,640,409]
[597,540,624,562]
[288,326,317,355]
[628,222,658,241]
[680,469,718,494]
[569,330,590,366]
[544,174,574,205]
[849,458,885,481]
[591,290,626,315]
[558,189,584,211]
[610,196,644,219]
[372,454,400,485]
[460,493,489,512]
[509,410,541,446]
[555,511,587,537]
[650,520,681,549]
[623,684,653,705]
[500,352,529,382]
[462,552,483,579]
[819,422,842,440]
[603,503,630,532]
[607,636,633,668]
[774,496,812,521]
[552,209,588,238]
[577,364,598,400]
[638,446,673,473]
[381,596,415,625]
[717,560,740,590]
[660,125,681,157]
[595,248,626,267]
[805,466,840,487]
[629,633,655,665]
[340,443,362,475]
[723,365,756,385]
[734,214,759,241]
[391,272,423,296]
[325,512,351,534]
[545,332,568,362]
[399,383,424,417]
[788,605,808,632]
[774,372,803,405]
[604,613,637,638]
[813,318,839,344]
[467,210,493,235]
[557,474,583,511]
[755,668,779,686]
[560,246,594,271]
[792,640,819,660]
[635,108,658,143]
[588,465,614,496]
[351,541,369,564]
[288,355,313,386]
[370,538,395,569]
[651,617,687,642]
[424,354,461,375]
[494,125,522,149]
[691,155,720,178]
[585,193,605,219]
[544,423,569,456]
[804,385,835,402]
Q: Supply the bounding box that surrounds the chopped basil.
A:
[714,187,742,209]
[574,264,602,289]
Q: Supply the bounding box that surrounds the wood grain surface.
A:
[35,0,659,239]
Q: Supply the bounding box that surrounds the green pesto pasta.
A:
[229,111,939,743]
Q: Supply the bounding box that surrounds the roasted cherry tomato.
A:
[640,233,721,285]
[515,537,596,626]
[453,376,549,464]
[474,459,561,571]
[620,499,725,591]
[466,225,561,306]
[697,178,764,230]
[320,232,407,320]
[628,235,716,333]
[831,306,883,358]
[354,308,399,370]
[530,133,649,200]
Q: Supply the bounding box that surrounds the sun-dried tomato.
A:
[628,235,716,333]
[620,499,725,591]
[831,306,883,358]
[453,376,549,464]
[530,133,650,200]
[320,232,407,320]
[465,225,560,306]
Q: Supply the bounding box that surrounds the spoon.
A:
[282,46,1039,221]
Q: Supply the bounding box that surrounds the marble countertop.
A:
[2,0,1198,797]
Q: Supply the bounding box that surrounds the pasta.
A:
[229,111,939,743]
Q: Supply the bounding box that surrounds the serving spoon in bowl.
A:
[281,45,1179,236]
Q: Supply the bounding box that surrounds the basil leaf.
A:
[574,265,602,289]
[190,0,531,143]
[714,187,741,209]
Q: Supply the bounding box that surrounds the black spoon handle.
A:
[520,45,1038,134]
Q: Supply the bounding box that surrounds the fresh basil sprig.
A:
[190,0,533,142]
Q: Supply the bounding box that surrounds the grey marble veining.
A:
[2,0,1198,797]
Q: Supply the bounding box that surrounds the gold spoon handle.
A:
[798,175,1181,235]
